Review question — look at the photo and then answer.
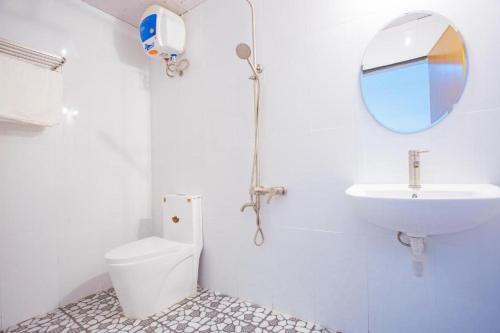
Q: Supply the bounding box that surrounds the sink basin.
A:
[346,184,500,236]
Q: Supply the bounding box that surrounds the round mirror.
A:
[360,12,467,133]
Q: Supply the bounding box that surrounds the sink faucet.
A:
[408,150,429,189]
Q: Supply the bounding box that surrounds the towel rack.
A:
[0,38,66,71]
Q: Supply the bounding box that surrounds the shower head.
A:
[235,42,260,79]
[236,43,252,60]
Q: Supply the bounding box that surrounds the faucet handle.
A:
[409,150,429,156]
[266,186,287,204]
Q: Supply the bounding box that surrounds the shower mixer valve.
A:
[240,186,287,213]
[251,186,287,204]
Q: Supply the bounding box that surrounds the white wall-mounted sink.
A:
[346,184,500,237]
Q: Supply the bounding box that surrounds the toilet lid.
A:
[105,236,191,264]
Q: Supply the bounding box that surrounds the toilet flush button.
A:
[171,216,180,224]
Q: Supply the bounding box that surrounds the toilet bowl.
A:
[105,194,202,318]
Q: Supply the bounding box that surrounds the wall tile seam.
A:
[458,106,500,114]
[277,226,347,236]
[303,9,400,34]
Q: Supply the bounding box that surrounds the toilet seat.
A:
[105,237,193,265]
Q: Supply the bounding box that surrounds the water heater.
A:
[139,5,186,59]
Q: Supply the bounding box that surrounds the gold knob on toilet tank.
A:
[171,216,180,224]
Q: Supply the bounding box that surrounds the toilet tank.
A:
[162,194,202,248]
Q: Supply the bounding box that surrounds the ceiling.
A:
[82,0,208,26]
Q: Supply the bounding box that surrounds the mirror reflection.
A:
[360,12,467,133]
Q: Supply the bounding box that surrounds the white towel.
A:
[0,53,62,126]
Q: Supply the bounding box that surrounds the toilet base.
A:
[108,247,196,319]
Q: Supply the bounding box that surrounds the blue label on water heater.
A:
[140,14,157,42]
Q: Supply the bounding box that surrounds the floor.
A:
[2,288,329,333]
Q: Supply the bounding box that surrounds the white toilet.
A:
[105,194,202,318]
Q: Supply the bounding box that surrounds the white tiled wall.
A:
[0,0,151,329]
[150,0,500,332]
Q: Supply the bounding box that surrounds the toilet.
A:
[105,194,202,318]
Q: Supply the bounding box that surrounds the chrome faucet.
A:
[408,150,429,189]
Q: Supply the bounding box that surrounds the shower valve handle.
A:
[266,187,287,204]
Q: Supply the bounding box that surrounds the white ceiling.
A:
[82,0,208,26]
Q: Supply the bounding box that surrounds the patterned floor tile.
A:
[193,290,238,312]
[259,312,321,333]
[3,288,329,333]
[62,291,122,330]
[4,309,83,333]
[204,313,267,333]
[156,302,212,332]
[222,300,272,326]
[87,315,171,333]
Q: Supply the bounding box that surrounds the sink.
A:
[346,184,500,237]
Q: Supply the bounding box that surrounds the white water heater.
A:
[139,5,186,60]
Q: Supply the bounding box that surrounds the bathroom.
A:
[0,0,499,332]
